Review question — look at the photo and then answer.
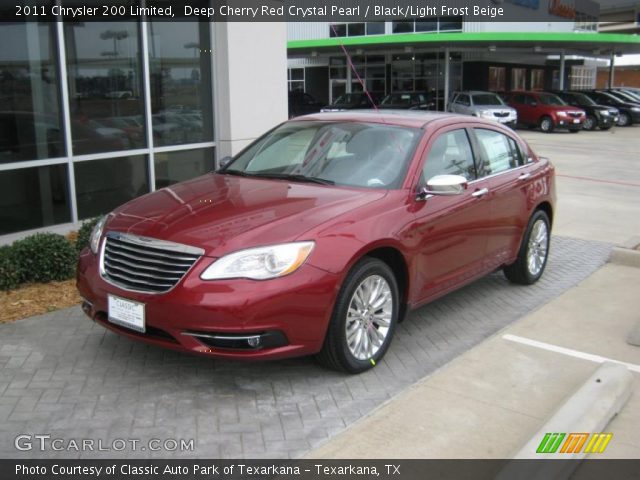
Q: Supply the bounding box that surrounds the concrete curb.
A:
[610,236,640,269]
[496,362,634,479]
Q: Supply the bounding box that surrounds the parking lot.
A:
[0,125,637,460]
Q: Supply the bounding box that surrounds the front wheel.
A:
[583,116,597,130]
[317,257,399,373]
[503,210,551,285]
[539,116,554,133]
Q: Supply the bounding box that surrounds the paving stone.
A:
[0,236,610,459]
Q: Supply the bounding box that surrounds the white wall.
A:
[215,22,288,158]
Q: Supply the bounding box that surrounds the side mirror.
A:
[417,174,468,199]
[218,156,233,170]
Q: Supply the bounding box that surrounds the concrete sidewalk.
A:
[308,261,640,458]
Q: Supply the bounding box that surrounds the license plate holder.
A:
[108,294,145,333]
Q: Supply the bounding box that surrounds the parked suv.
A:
[288,91,323,119]
[449,91,517,127]
[378,91,436,110]
[505,91,585,132]
[580,90,640,126]
[550,90,618,131]
[321,92,380,112]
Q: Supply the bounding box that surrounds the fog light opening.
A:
[247,336,261,348]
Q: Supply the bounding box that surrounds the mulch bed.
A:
[0,279,81,324]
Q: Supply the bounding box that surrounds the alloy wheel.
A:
[526,219,549,277]
[618,113,630,126]
[345,275,393,360]
[540,118,552,132]
[583,116,596,130]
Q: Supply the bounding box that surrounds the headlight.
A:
[89,215,107,254]
[599,110,609,116]
[631,107,640,112]
[557,111,567,116]
[201,241,315,280]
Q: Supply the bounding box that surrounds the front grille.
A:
[493,111,509,118]
[568,112,582,118]
[101,232,204,293]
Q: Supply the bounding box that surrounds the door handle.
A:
[518,173,531,181]
[471,188,489,198]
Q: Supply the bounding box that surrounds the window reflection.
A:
[154,147,215,189]
[0,20,63,163]
[0,164,71,235]
[148,21,213,146]
[75,155,148,219]
[65,21,145,154]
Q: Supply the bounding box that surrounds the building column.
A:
[608,51,615,88]
[444,47,450,112]
[213,22,288,161]
[559,51,565,90]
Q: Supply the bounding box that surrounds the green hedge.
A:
[11,233,78,284]
[0,245,21,291]
[76,217,100,253]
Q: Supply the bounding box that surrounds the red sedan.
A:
[77,111,555,373]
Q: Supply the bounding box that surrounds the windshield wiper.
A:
[244,172,335,185]
[219,169,253,177]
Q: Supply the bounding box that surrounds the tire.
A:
[316,257,399,373]
[539,116,554,133]
[583,116,597,131]
[618,112,631,127]
[503,210,551,285]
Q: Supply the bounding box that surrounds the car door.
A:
[410,126,491,303]
[471,127,541,269]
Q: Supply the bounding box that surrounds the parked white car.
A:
[449,91,517,127]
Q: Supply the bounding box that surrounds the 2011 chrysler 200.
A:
[77,111,555,373]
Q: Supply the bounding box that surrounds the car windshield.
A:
[381,94,414,105]
[614,90,640,102]
[223,121,420,189]
[472,94,504,106]
[333,93,364,105]
[538,94,566,106]
[570,93,596,106]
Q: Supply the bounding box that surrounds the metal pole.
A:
[559,51,565,90]
[608,51,615,88]
[444,47,450,112]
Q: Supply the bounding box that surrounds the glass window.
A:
[392,21,414,34]
[511,68,526,91]
[531,69,545,90]
[154,147,215,189]
[416,20,438,32]
[458,94,470,106]
[488,67,506,92]
[0,164,71,235]
[64,21,145,154]
[366,23,385,35]
[74,155,149,219]
[148,21,213,147]
[347,23,365,36]
[439,16,463,31]
[0,20,63,163]
[475,129,520,176]
[422,129,476,182]
[329,24,346,37]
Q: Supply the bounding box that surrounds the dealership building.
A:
[1,2,640,239]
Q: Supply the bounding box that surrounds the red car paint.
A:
[77,112,555,361]
[505,91,586,131]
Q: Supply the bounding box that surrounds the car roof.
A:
[290,110,489,129]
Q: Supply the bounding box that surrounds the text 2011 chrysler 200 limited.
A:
[77,111,555,373]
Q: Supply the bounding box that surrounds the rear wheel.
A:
[503,210,550,285]
[317,257,399,373]
[583,116,597,130]
[539,116,554,133]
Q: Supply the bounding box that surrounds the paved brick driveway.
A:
[0,236,610,459]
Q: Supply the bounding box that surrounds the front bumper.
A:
[76,250,341,360]
[556,116,584,130]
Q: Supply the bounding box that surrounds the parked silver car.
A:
[449,91,517,127]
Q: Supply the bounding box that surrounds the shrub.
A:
[76,217,100,252]
[12,233,77,283]
[0,245,21,291]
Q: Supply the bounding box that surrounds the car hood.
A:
[469,105,516,113]
[104,173,387,257]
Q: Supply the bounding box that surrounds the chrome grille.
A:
[100,232,204,293]
[493,111,509,118]
[568,112,582,118]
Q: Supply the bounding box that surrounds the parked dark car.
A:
[321,92,380,112]
[288,91,323,119]
[78,111,555,373]
[550,91,618,131]
[580,90,640,126]
[505,91,585,132]
[378,91,436,110]
[604,88,640,104]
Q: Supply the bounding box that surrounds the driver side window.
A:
[422,129,477,183]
